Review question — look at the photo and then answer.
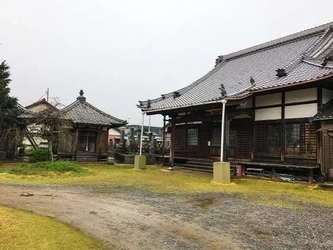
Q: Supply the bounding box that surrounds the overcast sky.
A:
[1,0,332,126]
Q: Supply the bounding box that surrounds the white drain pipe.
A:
[220,99,227,162]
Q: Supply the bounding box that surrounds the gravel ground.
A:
[0,183,333,250]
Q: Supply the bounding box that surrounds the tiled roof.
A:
[139,22,333,113]
[17,103,34,119]
[312,99,333,121]
[25,98,55,110]
[62,94,127,127]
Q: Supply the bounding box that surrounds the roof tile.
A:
[62,96,126,127]
[140,22,333,113]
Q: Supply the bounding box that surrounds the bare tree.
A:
[26,98,70,162]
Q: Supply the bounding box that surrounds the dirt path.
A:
[1,184,332,250]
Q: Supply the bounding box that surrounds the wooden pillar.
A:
[162,115,166,157]
[317,87,323,166]
[272,166,276,179]
[309,169,314,183]
[224,112,230,161]
[72,127,79,161]
[169,117,176,167]
[281,92,285,162]
[252,96,256,160]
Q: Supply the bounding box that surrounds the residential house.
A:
[138,22,333,181]
[108,127,122,145]
[23,98,57,150]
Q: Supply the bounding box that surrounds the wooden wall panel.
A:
[323,133,333,176]
[199,124,211,158]
[175,127,186,157]
[96,130,108,154]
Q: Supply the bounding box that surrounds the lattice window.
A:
[286,123,300,154]
[187,128,198,146]
[286,122,317,156]
[255,124,268,152]
[229,129,236,148]
[211,127,221,146]
[255,123,281,155]
[300,123,317,156]
[228,128,236,158]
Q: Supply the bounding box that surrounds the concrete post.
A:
[213,162,230,184]
[134,155,146,169]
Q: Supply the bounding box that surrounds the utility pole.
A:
[46,88,49,102]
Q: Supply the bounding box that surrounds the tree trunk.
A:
[49,140,54,162]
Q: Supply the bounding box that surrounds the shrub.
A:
[29,149,50,163]
[9,161,86,175]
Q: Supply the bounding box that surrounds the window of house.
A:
[187,128,198,146]
[286,123,300,154]
[267,124,281,154]
[286,122,316,156]
[229,129,236,148]
[255,123,281,155]
[211,127,221,146]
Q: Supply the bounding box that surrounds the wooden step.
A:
[182,162,236,174]
[76,156,98,162]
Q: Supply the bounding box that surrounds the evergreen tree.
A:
[0,60,19,130]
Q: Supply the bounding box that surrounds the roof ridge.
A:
[62,99,126,125]
[146,61,227,105]
[62,100,80,112]
[222,22,333,61]
[282,27,332,73]
[306,26,333,57]
[302,59,333,69]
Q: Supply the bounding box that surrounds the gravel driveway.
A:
[0,183,332,250]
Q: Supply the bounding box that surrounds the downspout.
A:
[220,99,227,162]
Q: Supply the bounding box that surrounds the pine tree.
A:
[0,60,19,130]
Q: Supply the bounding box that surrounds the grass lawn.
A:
[0,206,104,250]
[1,162,332,207]
[1,162,332,249]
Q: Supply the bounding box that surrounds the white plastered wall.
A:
[255,107,281,121]
[285,103,318,119]
[285,88,317,103]
[256,93,281,107]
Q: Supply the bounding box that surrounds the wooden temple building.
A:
[138,22,333,182]
[58,90,127,161]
